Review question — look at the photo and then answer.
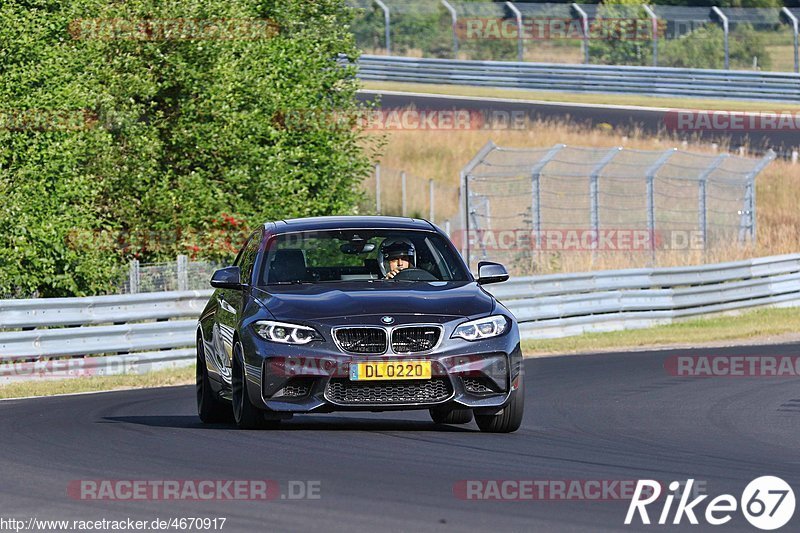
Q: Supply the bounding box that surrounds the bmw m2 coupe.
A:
[196,216,524,432]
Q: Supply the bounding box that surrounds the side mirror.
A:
[476,261,509,285]
[210,266,243,289]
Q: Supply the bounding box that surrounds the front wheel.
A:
[232,342,279,430]
[475,378,524,433]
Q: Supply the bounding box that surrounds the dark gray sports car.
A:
[196,216,524,432]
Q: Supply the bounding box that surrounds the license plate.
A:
[350,361,431,381]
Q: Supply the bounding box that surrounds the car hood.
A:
[251,281,493,321]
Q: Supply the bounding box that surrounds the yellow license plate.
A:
[350,361,431,381]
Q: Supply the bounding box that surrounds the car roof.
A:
[267,216,437,234]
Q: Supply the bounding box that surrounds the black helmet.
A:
[379,238,416,275]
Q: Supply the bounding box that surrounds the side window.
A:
[238,232,262,285]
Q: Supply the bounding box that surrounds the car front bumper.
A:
[240,321,523,413]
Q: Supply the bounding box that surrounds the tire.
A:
[429,407,474,425]
[196,337,232,423]
[232,341,279,430]
[475,378,525,433]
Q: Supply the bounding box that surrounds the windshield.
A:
[258,229,470,285]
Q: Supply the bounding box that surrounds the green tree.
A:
[0,0,376,297]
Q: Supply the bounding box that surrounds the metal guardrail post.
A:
[589,148,622,242]
[711,7,729,70]
[129,259,140,294]
[645,149,676,257]
[374,0,391,55]
[177,255,188,291]
[441,0,458,58]
[642,4,658,67]
[697,154,728,251]
[375,164,382,214]
[572,3,590,64]
[505,2,524,62]
[429,179,435,223]
[783,7,800,74]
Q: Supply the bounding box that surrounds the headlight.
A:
[452,315,509,341]
[254,321,321,344]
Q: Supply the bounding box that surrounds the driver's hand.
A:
[386,269,400,279]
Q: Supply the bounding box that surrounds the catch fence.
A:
[460,142,775,273]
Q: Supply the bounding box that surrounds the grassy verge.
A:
[523,306,800,357]
[0,365,194,400]
[362,80,800,112]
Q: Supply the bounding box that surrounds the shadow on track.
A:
[102,415,475,432]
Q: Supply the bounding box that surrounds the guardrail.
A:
[2,254,800,382]
[0,291,212,383]
[485,254,800,339]
[357,55,800,102]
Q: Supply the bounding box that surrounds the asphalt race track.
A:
[1,343,798,532]
[358,90,800,158]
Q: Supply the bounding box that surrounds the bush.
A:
[660,23,771,70]
[0,0,375,297]
[588,0,654,66]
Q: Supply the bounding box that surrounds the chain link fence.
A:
[459,142,775,273]
[361,164,460,231]
[347,1,800,72]
[121,256,221,294]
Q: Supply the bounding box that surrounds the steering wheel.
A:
[390,268,438,281]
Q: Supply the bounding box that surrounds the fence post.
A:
[374,0,391,55]
[177,254,188,291]
[530,144,566,249]
[441,0,459,58]
[572,3,590,64]
[642,4,658,67]
[375,164,382,214]
[459,141,497,264]
[697,154,728,251]
[645,149,676,258]
[589,148,622,246]
[712,7,729,70]
[740,150,776,244]
[129,259,140,294]
[401,171,407,216]
[506,2,524,61]
[782,7,799,74]
[429,179,435,222]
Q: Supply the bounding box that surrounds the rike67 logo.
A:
[625,477,795,530]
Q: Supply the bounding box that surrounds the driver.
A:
[379,239,416,279]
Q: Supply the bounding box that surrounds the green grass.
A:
[523,306,800,356]
[362,80,800,112]
[0,365,194,400]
